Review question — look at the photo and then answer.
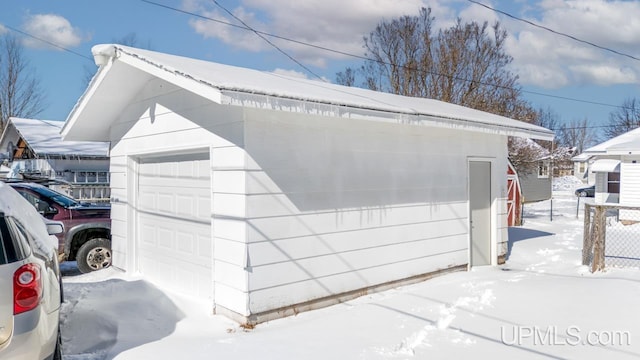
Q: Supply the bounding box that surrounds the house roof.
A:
[1,117,109,158]
[62,44,554,142]
[583,127,640,155]
[571,153,592,162]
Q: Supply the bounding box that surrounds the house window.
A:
[538,161,549,178]
[578,162,586,174]
[608,172,620,194]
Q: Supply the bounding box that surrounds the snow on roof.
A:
[591,159,621,172]
[571,152,592,162]
[583,127,640,155]
[62,44,554,141]
[9,117,108,157]
[509,137,551,160]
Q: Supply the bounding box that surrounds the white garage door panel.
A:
[137,153,212,299]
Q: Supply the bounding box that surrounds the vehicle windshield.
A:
[30,186,79,207]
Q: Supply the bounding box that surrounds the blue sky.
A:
[1,0,639,141]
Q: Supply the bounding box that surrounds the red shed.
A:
[507,161,523,226]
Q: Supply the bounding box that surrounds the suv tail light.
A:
[13,263,42,315]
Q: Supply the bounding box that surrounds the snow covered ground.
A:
[60,177,640,359]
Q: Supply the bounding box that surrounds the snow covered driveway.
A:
[60,190,640,359]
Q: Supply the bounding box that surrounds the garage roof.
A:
[62,44,554,142]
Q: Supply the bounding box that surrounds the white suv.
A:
[0,182,63,360]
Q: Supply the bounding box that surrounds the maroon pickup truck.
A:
[8,182,111,273]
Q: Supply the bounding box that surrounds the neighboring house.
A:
[61,44,554,325]
[582,127,640,206]
[0,117,111,202]
[511,138,553,203]
[572,152,594,184]
[552,146,577,177]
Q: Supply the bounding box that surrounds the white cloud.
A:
[0,24,7,35]
[569,64,638,85]
[504,0,640,88]
[184,0,640,88]
[184,0,456,67]
[22,14,85,49]
[271,68,310,79]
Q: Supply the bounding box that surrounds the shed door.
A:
[137,153,212,299]
[469,161,492,266]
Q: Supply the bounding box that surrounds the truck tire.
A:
[76,238,112,273]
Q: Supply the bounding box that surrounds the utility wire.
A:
[210,0,325,81]
[2,2,633,117]
[2,24,94,62]
[141,0,632,112]
[466,0,640,62]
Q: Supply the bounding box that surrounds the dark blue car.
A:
[575,185,595,197]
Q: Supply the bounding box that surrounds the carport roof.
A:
[62,44,554,142]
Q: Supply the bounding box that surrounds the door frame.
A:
[467,157,498,269]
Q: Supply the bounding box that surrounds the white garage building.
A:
[62,44,553,324]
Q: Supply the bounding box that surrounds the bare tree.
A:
[335,67,356,87]
[534,107,560,133]
[557,118,599,154]
[508,137,547,175]
[605,98,640,139]
[0,34,46,129]
[344,8,535,120]
[338,7,545,174]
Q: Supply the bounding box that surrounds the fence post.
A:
[591,205,606,272]
[582,203,592,266]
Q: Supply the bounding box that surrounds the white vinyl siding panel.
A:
[243,111,506,313]
[621,161,640,206]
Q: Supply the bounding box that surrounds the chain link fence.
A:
[582,203,640,271]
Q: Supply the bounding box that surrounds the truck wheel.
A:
[76,238,112,273]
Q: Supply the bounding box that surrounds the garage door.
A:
[137,152,212,299]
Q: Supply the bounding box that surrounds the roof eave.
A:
[63,45,225,142]
[61,55,114,141]
[221,90,554,141]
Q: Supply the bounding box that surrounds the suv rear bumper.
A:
[0,307,58,360]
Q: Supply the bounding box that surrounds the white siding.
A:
[108,79,250,315]
[107,77,510,319]
[242,109,507,313]
[621,159,640,206]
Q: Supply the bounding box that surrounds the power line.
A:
[466,0,640,62]
[210,0,325,81]
[2,24,94,62]
[2,2,633,117]
[141,0,633,113]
